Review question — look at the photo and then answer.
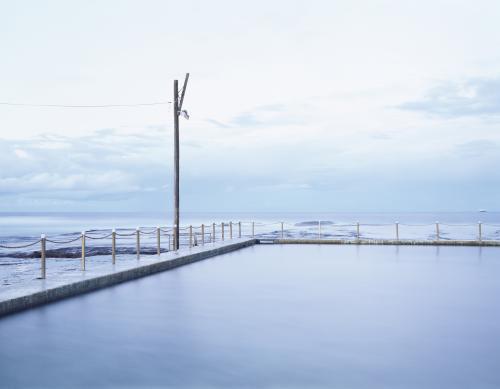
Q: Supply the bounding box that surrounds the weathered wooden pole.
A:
[221,222,225,241]
[189,225,193,247]
[318,221,321,239]
[136,228,140,259]
[112,229,116,264]
[81,231,86,270]
[201,224,205,245]
[212,223,216,242]
[436,221,440,241]
[40,234,46,279]
[238,222,241,238]
[229,222,233,239]
[156,227,161,255]
[282,222,285,239]
[172,73,189,251]
[252,222,255,238]
[395,221,399,241]
[173,80,180,250]
[478,221,482,242]
[356,222,360,240]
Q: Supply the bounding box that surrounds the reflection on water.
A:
[0,244,499,388]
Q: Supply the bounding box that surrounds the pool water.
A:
[0,244,499,388]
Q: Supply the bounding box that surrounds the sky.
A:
[1,0,500,213]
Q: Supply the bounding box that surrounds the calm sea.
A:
[1,211,499,239]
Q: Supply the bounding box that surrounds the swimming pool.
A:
[0,244,499,388]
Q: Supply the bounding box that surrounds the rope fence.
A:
[1,220,499,280]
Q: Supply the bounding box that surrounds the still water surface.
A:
[0,244,499,388]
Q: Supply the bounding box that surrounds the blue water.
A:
[0,244,499,388]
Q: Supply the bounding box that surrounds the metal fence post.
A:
[212,223,216,242]
[189,225,193,247]
[478,221,482,242]
[156,227,161,255]
[201,224,205,245]
[112,229,116,264]
[238,221,241,238]
[281,222,284,239]
[81,231,86,271]
[221,222,225,241]
[436,221,440,241]
[356,222,360,240]
[395,222,399,241]
[230,222,233,239]
[40,234,46,279]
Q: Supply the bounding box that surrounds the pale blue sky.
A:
[1,0,500,212]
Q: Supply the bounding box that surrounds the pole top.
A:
[112,228,116,233]
[41,234,46,239]
[136,227,140,231]
[478,221,482,224]
[396,221,399,224]
[81,231,86,236]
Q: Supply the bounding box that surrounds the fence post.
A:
[318,221,321,239]
[478,221,482,242]
[136,227,140,259]
[230,222,233,239]
[189,225,193,247]
[356,222,360,240]
[173,225,177,251]
[212,223,216,242]
[112,229,116,264]
[201,224,205,245]
[221,222,225,241]
[281,222,284,239]
[156,227,161,255]
[252,222,255,238]
[395,221,399,241]
[436,221,440,241]
[81,231,86,271]
[40,234,46,279]
[238,221,241,238]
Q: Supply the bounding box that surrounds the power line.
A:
[0,101,171,108]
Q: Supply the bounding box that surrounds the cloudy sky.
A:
[1,0,500,212]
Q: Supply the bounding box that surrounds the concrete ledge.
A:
[268,239,500,246]
[0,239,257,318]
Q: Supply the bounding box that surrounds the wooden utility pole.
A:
[173,73,189,250]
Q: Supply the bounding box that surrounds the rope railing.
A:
[0,239,42,249]
[1,220,499,281]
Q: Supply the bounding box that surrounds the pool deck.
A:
[0,238,257,317]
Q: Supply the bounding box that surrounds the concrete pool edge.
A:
[269,239,500,246]
[0,239,257,318]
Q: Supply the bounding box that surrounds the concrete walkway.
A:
[269,238,500,246]
[0,238,257,317]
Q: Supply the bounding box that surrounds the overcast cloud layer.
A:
[1,0,500,212]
